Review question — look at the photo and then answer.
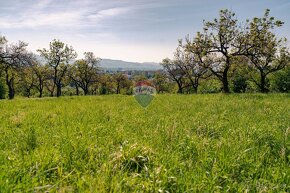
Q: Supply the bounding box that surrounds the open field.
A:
[0,94,289,192]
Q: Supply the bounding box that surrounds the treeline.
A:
[161,9,290,93]
[0,9,289,100]
[0,37,172,99]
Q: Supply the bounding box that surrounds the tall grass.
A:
[0,94,289,192]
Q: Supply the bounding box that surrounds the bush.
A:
[0,80,5,99]
[199,79,221,94]
[99,86,108,95]
[272,67,290,93]
[232,75,248,93]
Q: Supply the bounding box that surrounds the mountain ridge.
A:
[99,59,162,71]
[35,55,162,71]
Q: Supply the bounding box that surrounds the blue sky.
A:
[1,0,289,62]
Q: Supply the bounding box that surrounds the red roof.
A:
[135,80,154,87]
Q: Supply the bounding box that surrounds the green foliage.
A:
[0,79,6,99]
[112,73,132,94]
[1,9,290,99]
[99,85,108,95]
[232,75,248,93]
[153,72,171,93]
[272,67,290,92]
[61,85,78,96]
[68,52,100,95]
[37,39,77,97]
[242,9,289,93]
[199,79,221,93]
[163,9,289,94]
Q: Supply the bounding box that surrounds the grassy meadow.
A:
[0,94,289,192]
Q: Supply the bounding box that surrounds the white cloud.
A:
[0,12,82,29]
[0,1,130,29]
[87,7,130,21]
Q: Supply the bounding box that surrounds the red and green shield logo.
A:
[133,81,156,107]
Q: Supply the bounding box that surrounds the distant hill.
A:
[99,59,162,71]
[35,56,162,71]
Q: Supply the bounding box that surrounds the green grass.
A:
[0,94,289,192]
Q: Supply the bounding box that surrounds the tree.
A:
[226,57,250,93]
[18,65,36,97]
[112,73,131,94]
[0,35,8,75]
[163,35,212,94]
[0,78,5,99]
[68,72,82,95]
[232,75,248,93]
[0,36,31,99]
[98,74,114,94]
[272,66,290,92]
[38,39,77,97]
[0,36,5,99]
[30,60,48,98]
[243,9,290,92]
[201,9,245,93]
[69,52,100,95]
[152,72,170,93]
[132,74,147,83]
[178,39,211,93]
[161,58,186,93]
[43,67,55,97]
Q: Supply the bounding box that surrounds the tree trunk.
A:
[5,68,15,99]
[191,77,199,94]
[194,79,199,94]
[84,85,89,95]
[222,67,230,93]
[260,72,269,93]
[8,81,14,99]
[76,86,79,96]
[56,83,62,97]
[39,88,43,98]
[39,83,43,98]
[116,82,120,94]
[193,86,198,94]
[92,88,97,95]
[38,78,43,98]
[53,68,57,97]
[26,89,31,98]
[177,81,183,94]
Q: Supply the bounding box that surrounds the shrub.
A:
[199,79,221,94]
[272,67,290,93]
[99,86,108,95]
[232,75,248,93]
